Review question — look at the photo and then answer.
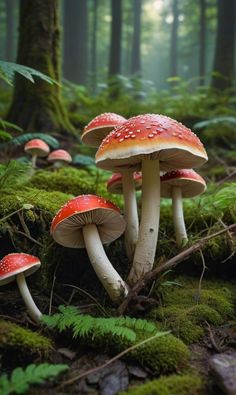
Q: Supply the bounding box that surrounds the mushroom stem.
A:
[127,159,160,286]
[122,170,139,261]
[82,224,129,303]
[16,273,42,323]
[31,154,37,169]
[172,186,188,247]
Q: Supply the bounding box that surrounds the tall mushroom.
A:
[51,194,129,304]
[47,149,72,168]
[0,253,42,323]
[96,114,208,285]
[107,172,142,260]
[24,139,50,172]
[161,169,206,247]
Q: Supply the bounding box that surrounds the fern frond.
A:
[0,363,68,395]
[0,130,12,141]
[0,61,58,86]
[42,305,158,344]
[0,118,22,132]
[4,132,59,149]
[194,116,236,130]
[73,154,95,168]
[0,161,29,190]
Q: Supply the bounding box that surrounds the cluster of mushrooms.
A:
[0,112,208,324]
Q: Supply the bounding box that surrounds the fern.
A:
[194,116,236,130]
[0,161,29,190]
[73,154,95,168]
[42,305,157,343]
[0,363,68,395]
[0,61,57,86]
[0,130,12,141]
[3,132,59,149]
[0,118,23,132]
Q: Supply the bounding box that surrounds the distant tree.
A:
[8,0,73,132]
[63,0,88,85]
[170,0,179,78]
[109,0,122,77]
[131,0,142,76]
[91,0,98,93]
[5,0,14,61]
[199,0,206,85]
[211,0,236,90]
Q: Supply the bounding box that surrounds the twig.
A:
[118,223,236,315]
[206,321,222,353]
[196,249,206,303]
[0,207,24,222]
[56,331,169,390]
[14,229,44,247]
[49,264,59,315]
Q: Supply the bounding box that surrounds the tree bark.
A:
[199,0,206,85]
[5,0,14,61]
[7,0,73,132]
[109,0,122,76]
[63,0,88,85]
[91,0,98,93]
[211,0,236,90]
[131,0,141,76]
[170,0,179,78]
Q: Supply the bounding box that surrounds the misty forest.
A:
[0,0,236,394]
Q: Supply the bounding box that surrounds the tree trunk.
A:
[109,0,122,76]
[131,0,142,76]
[170,0,179,78]
[91,0,98,93]
[199,0,206,85]
[63,0,88,85]
[7,0,73,133]
[5,0,14,61]
[211,0,236,90]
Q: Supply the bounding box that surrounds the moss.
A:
[0,320,52,353]
[28,168,95,196]
[120,373,204,395]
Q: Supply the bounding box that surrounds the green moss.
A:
[120,373,204,395]
[28,168,95,196]
[0,320,52,353]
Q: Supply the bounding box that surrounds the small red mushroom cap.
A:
[82,112,127,147]
[96,114,208,172]
[161,169,206,198]
[51,194,126,248]
[107,172,142,194]
[0,253,41,286]
[48,149,72,164]
[24,139,50,157]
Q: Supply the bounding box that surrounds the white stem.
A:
[127,159,160,286]
[82,224,129,304]
[16,273,42,323]
[31,154,37,169]
[172,186,188,247]
[122,171,139,261]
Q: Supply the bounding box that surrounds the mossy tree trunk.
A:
[7,0,74,133]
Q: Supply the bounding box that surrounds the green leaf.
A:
[0,61,58,86]
[0,364,68,395]
[194,116,236,130]
[0,119,23,132]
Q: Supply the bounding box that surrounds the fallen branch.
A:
[118,223,236,315]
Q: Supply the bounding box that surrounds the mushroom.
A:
[0,253,42,323]
[51,194,129,304]
[96,114,208,285]
[24,139,50,170]
[81,112,127,147]
[161,169,206,247]
[107,172,142,260]
[47,149,72,169]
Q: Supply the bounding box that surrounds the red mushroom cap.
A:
[0,253,41,286]
[24,139,50,157]
[161,169,206,198]
[82,112,127,147]
[107,172,142,194]
[48,149,72,163]
[51,194,126,248]
[96,114,208,172]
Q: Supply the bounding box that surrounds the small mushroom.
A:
[0,253,42,323]
[161,169,206,247]
[96,114,208,285]
[82,112,127,147]
[51,194,129,304]
[107,172,142,260]
[48,149,72,169]
[24,139,50,170]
